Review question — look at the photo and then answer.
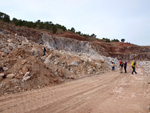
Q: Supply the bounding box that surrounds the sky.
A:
[0,0,150,45]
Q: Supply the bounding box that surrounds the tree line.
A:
[0,12,96,37]
[0,11,125,42]
[102,38,125,42]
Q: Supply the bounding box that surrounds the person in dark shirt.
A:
[124,61,127,73]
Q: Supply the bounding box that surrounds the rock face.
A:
[42,34,97,55]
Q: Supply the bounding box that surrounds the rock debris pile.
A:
[0,23,113,95]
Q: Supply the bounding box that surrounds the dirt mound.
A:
[0,47,61,95]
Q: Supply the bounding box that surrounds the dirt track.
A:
[0,67,150,113]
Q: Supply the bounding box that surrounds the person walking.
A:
[112,62,115,71]
[124,61,127,73]
[131,61,137,74]
[120,60,124,73]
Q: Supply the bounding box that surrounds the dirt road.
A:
[0,67,150,113]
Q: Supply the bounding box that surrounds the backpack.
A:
[121,62,124,67]
[120,61,122,66]
[112,64,115,67]
[131,62,135,67]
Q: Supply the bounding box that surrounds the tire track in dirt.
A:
[0,67,150,113]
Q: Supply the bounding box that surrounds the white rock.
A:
[71,61,78,66]
[88,68,94,74]
[41,56,46,61]
[7,74,15,78]
[95,63,102,69]
[3,67,8,71]
[2,48,9,54]
[22,76,31,82]
[0,73,4,77]
[11,79,20,83]
[54,61,59,65]
[24,72,30,77]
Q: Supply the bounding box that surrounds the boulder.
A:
[3,67,8,71]
[21,60,27,65]
[95,63,102,69]
[0,73,4,77]
[71,61,78,67]
[68,75,75,79]
[54,59,59,65]
[22,66,29,74]
[31,47,39,56]
[88,68,94,74]
[2,48,9,54]
[22,72,31,82]
[41,56,47,61]
[24,72,30,77]
[22,76,31,82]
[7,74,15,78]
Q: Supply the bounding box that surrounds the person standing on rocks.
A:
[43,46,46,56]
[131,61,137,74]
[124,61,127,73]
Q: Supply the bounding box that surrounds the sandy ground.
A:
[0,66,150,113]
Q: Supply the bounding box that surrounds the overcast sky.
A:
[1,0,150,45]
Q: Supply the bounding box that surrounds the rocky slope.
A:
[0,21,150,95]
[0,21,112,95]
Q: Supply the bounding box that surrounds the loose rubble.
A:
[0,24,115,96]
